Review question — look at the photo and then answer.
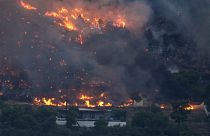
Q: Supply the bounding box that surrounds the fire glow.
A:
[44,7,126,31]
[33,93,113,108]
[19,1,127,44]
[119,99,134,107]
[20,0,37,11]
[44,7,127,44]
[33,93,134,108]
[34,97,67,107]
[184,105,195,111]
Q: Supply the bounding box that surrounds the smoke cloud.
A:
[153,0,210,59]
[2,0,209,102]
[0,0,153,102]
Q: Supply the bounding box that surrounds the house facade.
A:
[56,108,126,127]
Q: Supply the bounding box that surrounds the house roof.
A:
[78,108,112,112]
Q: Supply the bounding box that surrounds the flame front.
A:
[45,7,126,31]
[33,93,114,108]
[79,94,93,100]
[18,1,128,45]
[20,0,37,11]
[184,105,195,111]
[119,99,134,107]
[34,97,67,107]
[45,8,78,31]
[79,93,113,107]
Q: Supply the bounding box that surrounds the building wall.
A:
[76,121,126,127]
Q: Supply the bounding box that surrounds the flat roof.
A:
[78,108,112,112]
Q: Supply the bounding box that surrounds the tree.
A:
[130,92,142,102]
[155,68,205,101]
[66,110,77,128]
[132,110,168,129]
[112,109,127,121]
[170,101,191,123]
[205,97,210,111]
[94,118,108,129]
[0,105,23,126]
[12,114,37,129]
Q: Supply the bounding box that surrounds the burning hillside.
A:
[0,0,153,104]
[20,0,37,11]
[33,93,114,108]
[32,90,136,108]
[18,0,149,45]
[2,0,209,107]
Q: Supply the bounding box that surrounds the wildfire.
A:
[45,7,126,31]
[114,16,126,28]
[97,101,112,107]
[33,97,67,107]
[76,34,84,45]
[79,94,93,100]
[85,100,95,108]
[184,105,195,111]
[99,92,107,98]
[83,100,112,108]
[119,99,134,107]
[18,1,128,44]
[79,93,112,107]
[33,93,114,108]
[44,7,128,45]
[45,8,78,31]
[20,0,37,11]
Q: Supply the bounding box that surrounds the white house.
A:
[204,105,210,116]
[56,108,126,127]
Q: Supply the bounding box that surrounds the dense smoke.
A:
[153,0,210,60]
[0,0,153,102]
[1,0,210,103]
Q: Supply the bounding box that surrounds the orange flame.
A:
[19,2,127,44]
[79,94,93,100]
[114,16,126,28]
[85,100,96,108]
[76,34,84,45]
[45,8,78,31]
[119,99,134,107]
[33,97,67,107]
[20,0,37,10]
[184,105,195,111]
[45,7,127,31]
[33,92,114,108]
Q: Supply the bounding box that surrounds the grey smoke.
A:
[1,0,210,102]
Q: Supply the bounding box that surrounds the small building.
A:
[188,102,205,111]
[204,105,210,116]
[56,108,126,127]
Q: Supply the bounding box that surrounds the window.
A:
[90,113,95,119]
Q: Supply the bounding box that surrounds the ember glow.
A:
[113,16,126,28]
[79,94,93,100]
[45,8,78,31]
[34,97,67,107]
[78,93,113,107]
[33,93,134,108]
[1,0,152,107]
[44,7,127,44]
[20,0,37,11]
[184,105,195,111]
[45,7,127,31]
[18,1,128,44]
[119,99,134,107]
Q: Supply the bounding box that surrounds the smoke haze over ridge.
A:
[1,0,210,102]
